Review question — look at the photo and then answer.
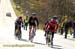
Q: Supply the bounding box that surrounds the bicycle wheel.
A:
[18,33,21,40]
[15,29,21,40]
[15,29,19,37]
[46,33,52,46]
[29,30,35,42]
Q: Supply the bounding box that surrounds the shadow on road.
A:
[19,39,29,42]
[51,45,63,49]
[19,39,46,45]
[32,42,46,45]
[67,38,75,41]
[17,39,63,49]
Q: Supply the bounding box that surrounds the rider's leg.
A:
[18,27,21,40]
[46,33,49,45]
[15,25,19,39]
[33,26,36,36]
[52,32,54,41]
[29,26,32,40]
[33,26,36,32]
[15,25,17,35]
[51,32,54,45]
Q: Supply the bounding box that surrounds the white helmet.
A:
[32,12,37,16]
[52,15,57,20]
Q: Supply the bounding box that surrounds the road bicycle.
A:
[15,27,21,40]
[46,32,53,47]
[29,26,35,42]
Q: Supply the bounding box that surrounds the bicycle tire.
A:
[46,33,52,46]
[15,28,21,40]
[29,29,35,42]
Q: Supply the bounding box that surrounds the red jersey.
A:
[46,20,58,33]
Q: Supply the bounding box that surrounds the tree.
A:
[13,0,75,23]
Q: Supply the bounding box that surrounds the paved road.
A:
[0,0,75,49]
[0,0,16,27]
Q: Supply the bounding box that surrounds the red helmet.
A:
[18,16,22,19]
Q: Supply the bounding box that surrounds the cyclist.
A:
[45,16,59,46]
[28,13,39,42]
[44,20,49,36]
[15,16,23,40]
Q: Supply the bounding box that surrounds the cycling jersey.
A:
[29,16,38,26]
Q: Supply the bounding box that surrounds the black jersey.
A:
[29,17,38,26]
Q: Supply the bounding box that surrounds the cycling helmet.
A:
[18,16,22,19]
[52,15,57,20]
[32,12,37,16]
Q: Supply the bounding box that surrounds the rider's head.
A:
[18,16,22,21]
[52,15,57,20]
[50,15,58,22]
[31,13,37,18]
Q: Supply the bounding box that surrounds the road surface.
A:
[0,0,75,49]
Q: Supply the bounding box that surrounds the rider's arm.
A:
[36,18,39,26]
[46,23,50,31]
[55,23,59,32]
[28,17,32,24]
